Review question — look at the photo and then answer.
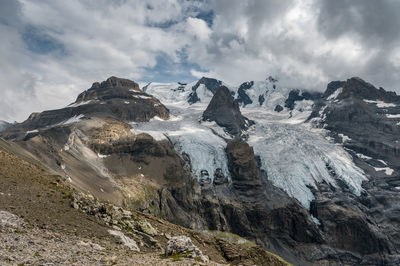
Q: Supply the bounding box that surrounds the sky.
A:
[1,0,400,122]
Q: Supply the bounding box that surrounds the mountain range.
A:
[1,75,400,265]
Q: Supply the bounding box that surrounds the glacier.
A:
[244,107,366,208]
[136,80,367,209]
[133,82,231,180]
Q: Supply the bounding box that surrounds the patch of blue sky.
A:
[22,25,67,56]
[195,9,214,27]
[139,51,206,83]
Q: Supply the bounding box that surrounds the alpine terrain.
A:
[1,75,400,265]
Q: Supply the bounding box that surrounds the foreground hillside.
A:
[0,138,289,265]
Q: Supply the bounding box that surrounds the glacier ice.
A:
[137,80,367,209]
[133,82,230,180]
[243,106,367,209]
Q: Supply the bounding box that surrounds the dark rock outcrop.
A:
[75,76,141,103]
[274,105,283,112]
[237,81,254,106]
[226,139,261,191]
[338,77,400,102]
[188,77,223,104]
[284,89,322,110]
[322,80,346,99]
[258,94,265,106]
[213,168,228,185]
[202,86,253,136]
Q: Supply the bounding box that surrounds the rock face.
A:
[338,77,400,102]
[274,104,283,112]
[237,81,254,106]
[306,76,400,265]
[284,89,321,110]
[319,77,400,174]
[226,139,261,191]
[75,76,141,103]
[202,86,252,136]
[188,77,223,104]
[322,80,346,98]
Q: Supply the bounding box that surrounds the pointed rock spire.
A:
[202,86,253,136]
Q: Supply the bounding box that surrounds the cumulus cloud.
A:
[0,0,399,121]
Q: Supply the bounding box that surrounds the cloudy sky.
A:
[1,0,400,122]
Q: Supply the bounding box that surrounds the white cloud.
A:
[186,17,211,41]
[0,0,400,122]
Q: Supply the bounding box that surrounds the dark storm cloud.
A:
[316,0,400,47]
[313,0,400,91]
[0,0,22,27]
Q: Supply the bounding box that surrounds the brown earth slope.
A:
[0,138,290,266]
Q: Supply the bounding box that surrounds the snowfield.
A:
[137,80,368,209]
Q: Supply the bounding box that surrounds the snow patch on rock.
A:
[338,133,351,142]
[374,167,394,176]
[364,99,396,108]
[386,114,400,118]
[327,87,343,101]
[356,153,373,160]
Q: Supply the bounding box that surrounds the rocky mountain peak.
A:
[188,77,223,104]
[91,76,141,91]
[338,77,399,102]
[202,86,252,136]
[1,77,169,140]
[75,76,142,103]
[193,77,222,93]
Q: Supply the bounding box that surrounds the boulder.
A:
[165,236,208,262]
[108,229,140,251]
